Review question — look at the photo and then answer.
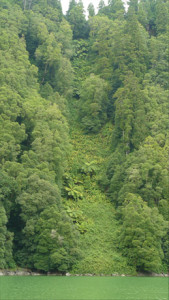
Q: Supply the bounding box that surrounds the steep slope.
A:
[63,112,130,274]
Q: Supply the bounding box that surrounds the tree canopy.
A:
[0,0,168,274]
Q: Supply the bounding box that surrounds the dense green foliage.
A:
[0,0,168,274]
[0,0,78,272]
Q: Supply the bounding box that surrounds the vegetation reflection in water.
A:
[0,276,168,300]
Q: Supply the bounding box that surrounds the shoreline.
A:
[0,270,168,277]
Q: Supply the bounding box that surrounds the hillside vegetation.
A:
[0,0,168,274]
[65,123,128,274]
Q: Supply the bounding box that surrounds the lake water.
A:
[0,276,168,300]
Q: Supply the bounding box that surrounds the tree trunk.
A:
[23,0,27,10]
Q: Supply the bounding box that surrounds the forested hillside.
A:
[0,0,168,275]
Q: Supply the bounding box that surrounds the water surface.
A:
[0,276,168,300]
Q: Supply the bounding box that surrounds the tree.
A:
[35,32,61,84]
[56,19,73,58]
[155,0,169,35]
[107,135,169,209]
[106,0,125,20]
[21,0,63,16]
[0,203,15,268]
[66,0,89,39]
[119,193,167,272]
[87,3,95,17]
[0,203,8,268]
[53,57,74,97]
[79,74,109,133]
[125,11,150,78]
[149,32,169,89]
[98,0,105,11]
[67,0,77,14]
[127,0,138,14]
[33,205,80,272]
[14,175,62,267]
[16,175,61,222]
[89,16,121,81]
[113,72,148,153]
[138,0,156,34]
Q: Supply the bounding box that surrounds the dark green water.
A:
[0,276,168,300]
